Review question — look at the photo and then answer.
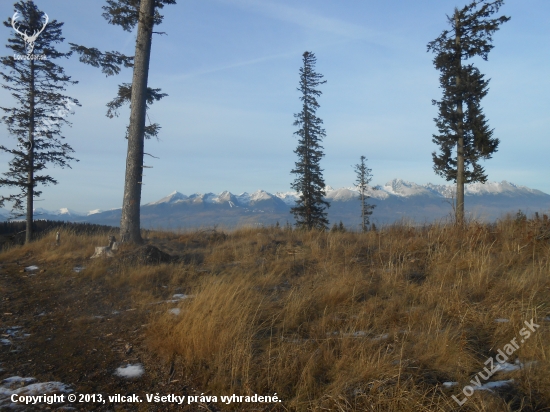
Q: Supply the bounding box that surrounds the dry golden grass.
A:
[143,218,550,411]
[2,219,549,411]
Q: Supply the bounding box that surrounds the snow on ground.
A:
[0,376,72,409]
[499,361,522,372]
[1,326,30,348]
[171,294,193,301]
[72,266,85,273]
[169,308,181,315]
[151,294,195,305]
[115,364,144,379]
[441,360,537,392]
[477,379,515,390]
[24,265,39,272]
[441,379,515,391]
[499,359,537,372]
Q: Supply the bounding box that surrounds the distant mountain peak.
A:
[250,190,273,202]
[147,191,187,205]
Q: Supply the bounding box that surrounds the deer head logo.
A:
[11,11,49,55]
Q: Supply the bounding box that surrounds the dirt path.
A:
[0,254,199,412]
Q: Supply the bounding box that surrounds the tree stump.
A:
[90,246,115,259]
[90,235,118,259]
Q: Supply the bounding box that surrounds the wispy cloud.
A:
[167,50,297,81]
[216,0,383,41]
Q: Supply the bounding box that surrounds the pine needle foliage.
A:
[290,51,329,231]
[0,0,79,243]
[354,156,375,232]
[427,0,509,224]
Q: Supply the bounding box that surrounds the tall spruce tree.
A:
[70,0,175,243]
[290,51,329,230]
[354,156,375,232]
[0,1,79,244]
[427,0,509,225]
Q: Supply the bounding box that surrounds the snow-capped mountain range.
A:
[2,180,549,228]
[144,179,548,207]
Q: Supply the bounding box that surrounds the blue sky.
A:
[0,0,548,212]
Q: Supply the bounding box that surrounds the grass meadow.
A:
[1,216,549,411]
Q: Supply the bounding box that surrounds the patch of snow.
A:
[497,359,536,372]
[498,362,521,372]
[172,294,193,300]
[466,181,541,197]
[33,207,51,215]
[235,192,251,205]
[169,308,181,315]
[147,191,188,205]
[494,318,509,323]
[0,377,72,409]
[73,266,85,273]
[214,191,237,205]
[442,382,458,388]
[0,339,11,346]
[476,379,514,391]
[2,377,37,387]
[425,183,454,198]
[325,187,359,202]
[87,209,103,216]
[24,265,39,272]
[5,327,23,337]
[115,364,144,379]
[383,179,436,197]
[371,333,390,341]
[250,190,273,202]
[57,208,73,215]
[201,193,218,203]
[274,191,299,206]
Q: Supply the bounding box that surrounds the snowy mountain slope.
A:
[7,180,550,227]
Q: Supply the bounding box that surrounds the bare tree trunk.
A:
[119,0,155,243]
[361,189,365,232]
[25,59,35,244]
[455,11,465,226]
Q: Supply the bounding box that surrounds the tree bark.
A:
[361,188,365,232]
[26,59,35,244]
[455,10,465,226]
[119,0,155,243]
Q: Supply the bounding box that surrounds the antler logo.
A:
[11,11,49,55]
